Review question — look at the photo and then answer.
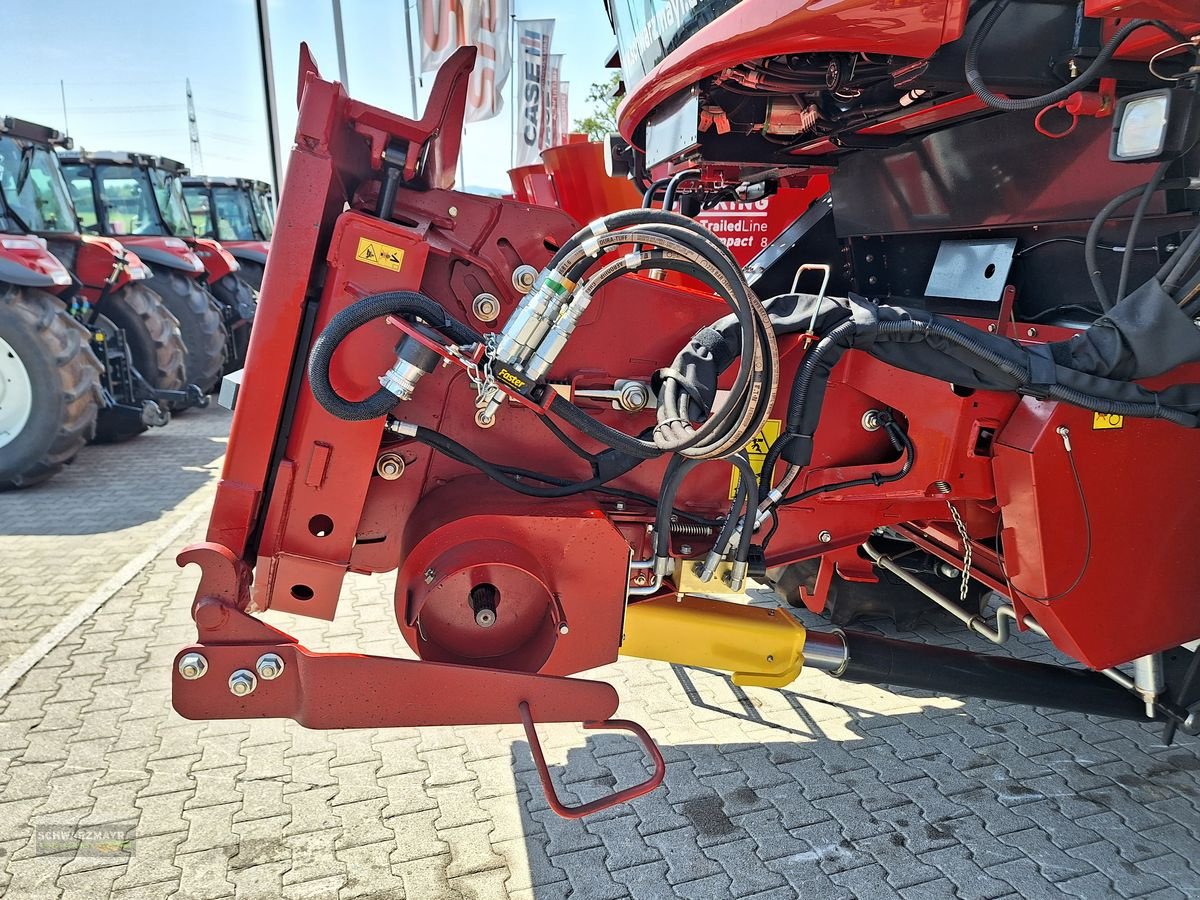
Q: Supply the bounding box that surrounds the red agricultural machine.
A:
[0,117,206,485]
[175,1,1200,818]
[182,176,273,291]
[60,151,256,393]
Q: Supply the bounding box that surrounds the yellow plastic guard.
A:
[620,595,807,689]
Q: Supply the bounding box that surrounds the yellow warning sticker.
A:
[1093,412,1124,430]
[355,237,405,272]
[730,418,782,499]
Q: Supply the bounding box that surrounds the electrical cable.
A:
[965,1,1188,113]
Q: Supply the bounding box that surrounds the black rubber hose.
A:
[725,453,759,562]
[661,169,701,213]
[1116,161,1172,304]
[1162,225,1200,295]
[1087,184,1156,311]
[549,394,662,459]
[654,456,702,558]
[308,290,481,422]
[712,470,749,561]
[965,3,1181,113]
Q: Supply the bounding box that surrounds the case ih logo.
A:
[514,20,554,166]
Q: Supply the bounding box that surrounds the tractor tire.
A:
[0,286,102,489]
[147,267,226,395]
[101,282,188,402]
[208,273,256,374]
[90,314,152,444]
[237,258,265,292]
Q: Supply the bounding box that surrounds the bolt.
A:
[424,567,436,584]
[475,409,495,429]
[818,530,832,543]
[376,453,406,480]
[861,410,882,431]
[448,205,458,217]
[512,264,538,293]
[472,293,501,323]
[680,544,693,556]
[255,653,285,681]
[938,562,960,579]
[1026,327,1038,338]
[865,254,875,262]
[177,652,208,680]
[987,323,998,333]
[474,608,497,628]
[615,501,625,511]
[767,655,775,662]
[867,275,878,285]
[634,572,648,586]
[558,622,570,635]
[228,669,257,696]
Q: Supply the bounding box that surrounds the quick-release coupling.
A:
[379,328,443,402]
[491,270,575,370]
[524,288,593,382]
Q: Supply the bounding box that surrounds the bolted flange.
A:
[255,653,285,681]
[228,669,258,696]
[178,652,208,680]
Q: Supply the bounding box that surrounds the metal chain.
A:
[456,336,499,408]
[946,500,972,608]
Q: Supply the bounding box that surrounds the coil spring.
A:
[931,481,952,494]
[670,522,715,536]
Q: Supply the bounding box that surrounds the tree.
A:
[573,74,621,141]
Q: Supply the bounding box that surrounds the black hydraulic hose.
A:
[965,2,1184,113]
[1162,225,1200,295]
[654,456,702,558]
[725,453,759,562]
[549,394,662,459]
[661,168,701,213]
[1087,184,1156,311]
[712,471,749,562]
[1116,161,1172,304]
[308,290,481,422]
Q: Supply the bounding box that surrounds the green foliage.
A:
[573,73,621,142]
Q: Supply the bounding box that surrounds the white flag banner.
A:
[545,55,563,147]
[418,0,468,73]
[514,18,555,166]
[556,81,570,145]
[464,0,511,123]
[419,0,511,122]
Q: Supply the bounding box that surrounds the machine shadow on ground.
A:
[0,408,229,535]
[509,662,1200,899]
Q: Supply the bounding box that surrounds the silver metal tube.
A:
[1133,654,1164,716]
[802,631,847,674]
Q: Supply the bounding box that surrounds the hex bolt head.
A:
[558,622,570,635]
[178,653,208,680]
[255,653,285,681]
[472,293,501,323]
[680,544,693,556]
[512,264,538,293]
[818,530,833,543]
[228,669,258,696]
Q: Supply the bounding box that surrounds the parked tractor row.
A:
[0,116,273,489]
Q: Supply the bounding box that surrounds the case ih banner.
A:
[514,19,555,166]
[418,0,512,123]
[546,54,566,148]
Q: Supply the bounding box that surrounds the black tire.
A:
[208,273,256,374]
[0,286,102,489]
[100,282,188,402]
[146,266,226,395]
[90,314,151,444]
[237,258,265,292]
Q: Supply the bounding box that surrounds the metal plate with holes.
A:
[645,87,700,168]
[925,239,1017,303]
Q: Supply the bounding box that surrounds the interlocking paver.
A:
[0,403,1197,899]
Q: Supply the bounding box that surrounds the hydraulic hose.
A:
[965,2,1184,113]
[1116,161,1172,305]
[308,290,481,422]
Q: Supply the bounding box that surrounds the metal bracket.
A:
[519,700,666,819]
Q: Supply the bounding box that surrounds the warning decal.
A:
[1093,412,1124,430]
[355,237,405,272]
[730,418,782,499]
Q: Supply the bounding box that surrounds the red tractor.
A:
[175,1,1200,820]
[60,151,254,393]
[182,176,273,291]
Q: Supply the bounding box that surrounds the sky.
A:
[0,0,617,192]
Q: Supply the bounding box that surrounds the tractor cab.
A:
[182,176,272,290]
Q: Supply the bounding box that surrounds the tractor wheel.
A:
[208,273,256,374]
[147,268,226,395]
[0,286,102,489]
[237,258,265,292]
[101,282,188,407]
[90,314,153,444]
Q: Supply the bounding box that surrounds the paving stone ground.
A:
[0,405,1197,899]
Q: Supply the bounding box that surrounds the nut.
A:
[376,453,406,480]
[475,409,495,429]
[558,622,570,635]
[228,669,258,696]
[818,530,832,543]
[471,293,501,323]
[255,653,285,680]
[861,410,882,432]
[177,652,208,680]
[512,264,538,293]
